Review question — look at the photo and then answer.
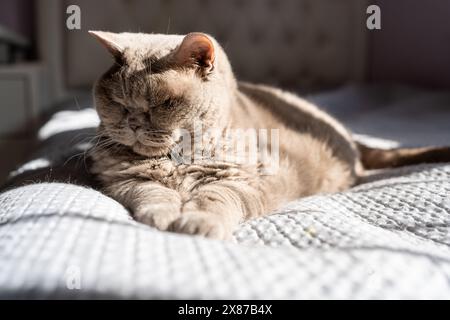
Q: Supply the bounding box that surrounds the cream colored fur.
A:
[90,31,361,239]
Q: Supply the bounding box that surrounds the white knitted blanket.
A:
[1,85,450,299]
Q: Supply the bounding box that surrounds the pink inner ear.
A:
[175,33,215,70]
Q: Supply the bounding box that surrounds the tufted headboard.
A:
[64,0,368,91]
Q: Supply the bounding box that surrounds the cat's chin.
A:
[132,142,171,158]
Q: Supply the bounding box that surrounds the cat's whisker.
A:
[89,139,117,153]
[62,132,112,168]
[87,136,114,154]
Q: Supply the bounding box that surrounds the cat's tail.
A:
[357,142,450,170]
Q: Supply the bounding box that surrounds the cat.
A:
[89,31,450,240]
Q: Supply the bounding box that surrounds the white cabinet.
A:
[0,63,50,135]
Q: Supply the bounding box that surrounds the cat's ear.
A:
[88,31,124,59]
[173,32,215,75]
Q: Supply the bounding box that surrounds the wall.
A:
[369,0,450,89]
[62,0,368,92]
[0,0,36,58]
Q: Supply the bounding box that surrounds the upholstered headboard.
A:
[64,0,368,91]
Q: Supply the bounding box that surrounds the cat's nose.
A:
[127,117,140,131]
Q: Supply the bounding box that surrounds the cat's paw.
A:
[169,211,231,240]
[134,204,181,231]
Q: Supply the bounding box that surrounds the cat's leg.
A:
[106,181,182,231]
[170,180,269,240]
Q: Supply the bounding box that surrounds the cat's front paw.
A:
[134,204,181,231]
[169,211,231,240]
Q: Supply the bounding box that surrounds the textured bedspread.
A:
[1,85,450,299]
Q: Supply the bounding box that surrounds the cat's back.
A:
[235,82,361,195]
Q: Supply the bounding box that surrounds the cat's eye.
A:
[122,105,131,114]
[162,98,176,109]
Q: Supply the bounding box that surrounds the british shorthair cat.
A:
[89,31,450,239]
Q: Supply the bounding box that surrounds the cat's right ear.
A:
[89,31,124,60]
[173,33,215,76]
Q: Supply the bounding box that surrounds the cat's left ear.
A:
[88,30,124,60]
[173,33,215,75]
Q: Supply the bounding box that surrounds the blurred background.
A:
[1,0,450,183]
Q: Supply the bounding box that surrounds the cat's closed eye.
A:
[121,105,131,115]
[161,98,177,109]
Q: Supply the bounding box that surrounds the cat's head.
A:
[91,31,236,157]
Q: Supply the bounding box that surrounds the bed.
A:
[1,84,450,299]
